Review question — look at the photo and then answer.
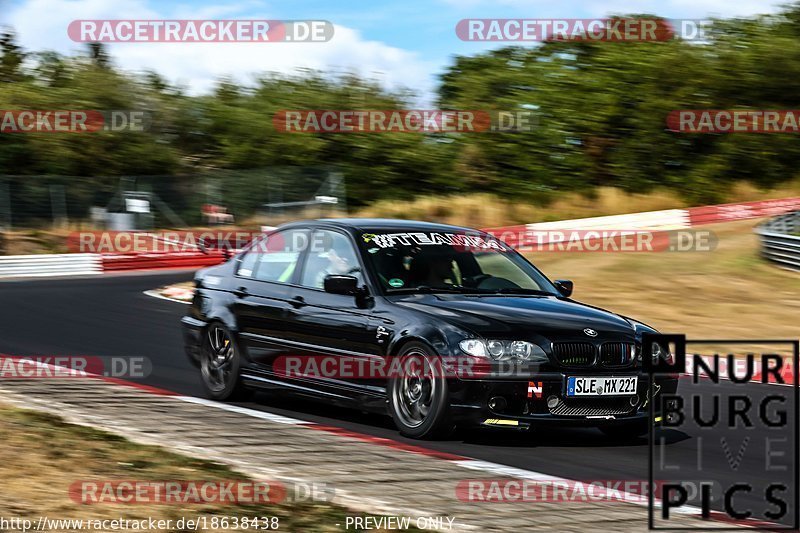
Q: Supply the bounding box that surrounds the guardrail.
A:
[689,197,800,225]
[755,210,800,272]
[0,253,102,278]
[486,197,800,251]
[101,251,225,271]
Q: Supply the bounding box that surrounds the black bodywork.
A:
[182,218,678,430]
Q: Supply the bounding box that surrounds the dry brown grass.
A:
[355,188,683,227]
[354,181,800,228]
[0,228,71,255]
[0,404,417,532]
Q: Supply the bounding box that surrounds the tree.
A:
[87,42,111,69]
[34,51,70,87]
[0,29,26,83]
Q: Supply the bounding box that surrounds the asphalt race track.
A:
[0,272,795,527]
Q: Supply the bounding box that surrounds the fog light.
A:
[546,395,560,409]
[489,396,507,412]
[630,396,640,407]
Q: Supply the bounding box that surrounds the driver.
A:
[408,247,456,288]
[312,234,359,289]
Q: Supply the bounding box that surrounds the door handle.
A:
[290,295,306,308]
[233,286,248,297]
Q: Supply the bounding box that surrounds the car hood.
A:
[390,294,636,340]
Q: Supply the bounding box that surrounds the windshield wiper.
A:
[479,288,556,296]
[387,285,555,296]
[387,285,484,294]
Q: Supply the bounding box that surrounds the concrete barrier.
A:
[0,253,101,278]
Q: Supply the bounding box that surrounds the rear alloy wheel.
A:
[388,342,453,439]
[200,323,245,400]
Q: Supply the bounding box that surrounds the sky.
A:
[0,0,789,103]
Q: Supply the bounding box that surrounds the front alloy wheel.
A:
[200,323,244,400]
[388,342,453,439]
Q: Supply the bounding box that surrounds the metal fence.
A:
[0,167,346,230]
[755,210,800,271]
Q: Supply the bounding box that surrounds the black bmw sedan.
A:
[182,218,678,440]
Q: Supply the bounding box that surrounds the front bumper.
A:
[181,316,206,368]
[448,372,679,429]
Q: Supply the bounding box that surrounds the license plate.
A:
[566,376,638,397]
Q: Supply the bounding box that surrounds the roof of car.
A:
[284,218,481,233]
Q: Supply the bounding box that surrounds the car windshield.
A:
[358,230,559,295]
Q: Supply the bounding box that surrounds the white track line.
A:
[177,396,310,425]
[2,357,778,529]
[164,397,765,527]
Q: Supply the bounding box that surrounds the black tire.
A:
[387,342,453,440]
[599,420,648,439]
[199,322,247,401]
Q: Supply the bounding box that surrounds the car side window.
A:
[236,247,259,278]
[300,229,362,289]
[251,229,309,284]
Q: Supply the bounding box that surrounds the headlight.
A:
[459,339,487,358]
[487,340,504,358]
[459,339,548,362]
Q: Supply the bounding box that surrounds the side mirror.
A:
[324,274,359,295]
[554,279,573,297]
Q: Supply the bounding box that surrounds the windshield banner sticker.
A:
[362,232,506,251]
